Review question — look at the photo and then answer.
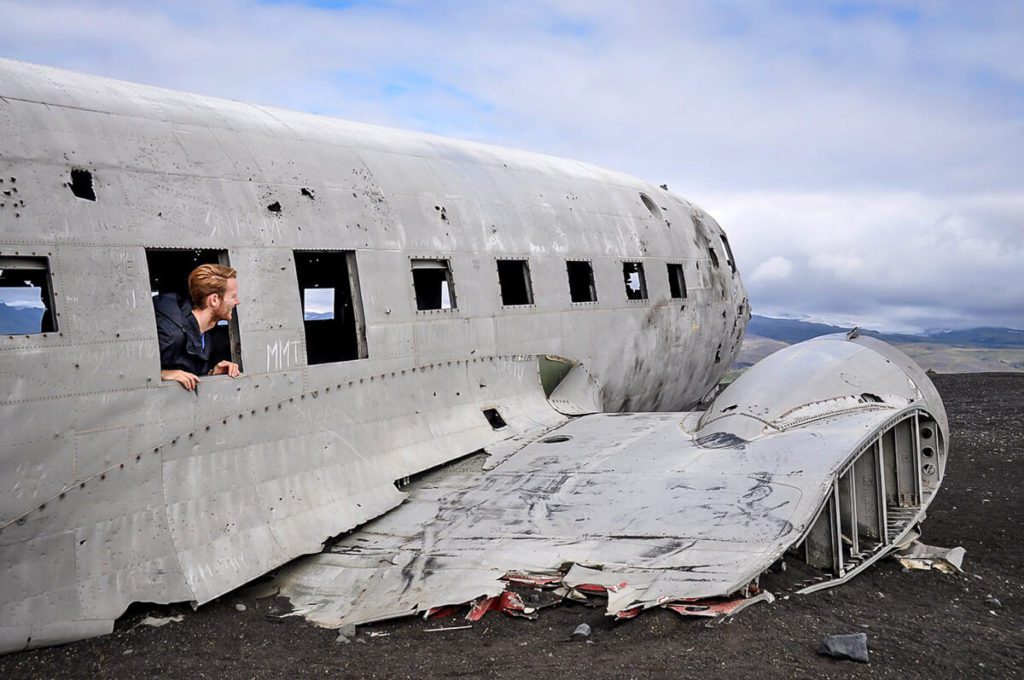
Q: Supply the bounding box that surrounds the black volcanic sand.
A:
[3,373,1022,679]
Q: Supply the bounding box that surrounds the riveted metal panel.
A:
[0,433,75,524]
[56,246,154,342]
[75,507,193,619]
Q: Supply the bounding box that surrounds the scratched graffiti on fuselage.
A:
[266,339,302,372]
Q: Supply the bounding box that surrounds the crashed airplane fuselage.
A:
[0,59,947,652]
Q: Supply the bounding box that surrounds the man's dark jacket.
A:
[154,292,212,376]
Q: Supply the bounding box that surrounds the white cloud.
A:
[807,253,864,280]
[701,189,1024,331]
[750,256,793,283]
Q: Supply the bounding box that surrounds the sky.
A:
[1,0,1021,331]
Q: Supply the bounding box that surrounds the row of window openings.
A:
[411,236,734,310]
[418,258,690,310]
[0,251,699,366]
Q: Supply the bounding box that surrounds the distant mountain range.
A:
[747,315,1024,349]
[740,315,1024,373]
[0,302,43,334]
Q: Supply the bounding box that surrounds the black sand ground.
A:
[3,373,1022,679]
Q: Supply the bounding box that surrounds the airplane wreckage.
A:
[0,59,952,653]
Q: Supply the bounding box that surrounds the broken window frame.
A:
[708,246,720,269]
[667,263,688,299]
[495,258,535,307]
[621,261,649,301]
[566,260,598,304]
[410,258,457,311]
[0,254,59,335]
[719,233,737,273]
[294,250,368,365]
[144,248,243,371]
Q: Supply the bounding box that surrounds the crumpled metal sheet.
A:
[895,541,966,574]
[275,409,898,626]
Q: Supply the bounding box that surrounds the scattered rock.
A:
[985,595,1001,608]
[571,623,591,640]
[234,604,247,612]
[135,615,184,629]
[818,633,869,663]
[335,624,356,643]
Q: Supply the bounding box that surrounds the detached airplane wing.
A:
[0,59,947,653]
[276,333,947,626]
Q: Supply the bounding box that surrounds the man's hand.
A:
[210,360,241,378]
[161,369,201,391]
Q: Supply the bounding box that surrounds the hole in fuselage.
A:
[542,435,571,444]
[69,168,96,201]
[483,408,507,430]
[639,192,662,220]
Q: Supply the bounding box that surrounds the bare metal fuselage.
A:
[0,59,752,651]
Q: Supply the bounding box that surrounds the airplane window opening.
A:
[708,247,720,268]
[566,260,597,303]
[622,262,648,301]
[295,250,368,364]
[639,192,662,220]
[496,259,534,306]
[68,168,95,201]
[0,255,58,334]
[411,259,457,310]
[145,248,242,370]
[482,408,507,429]
[720,233,737,273]
[667,263,687,299]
